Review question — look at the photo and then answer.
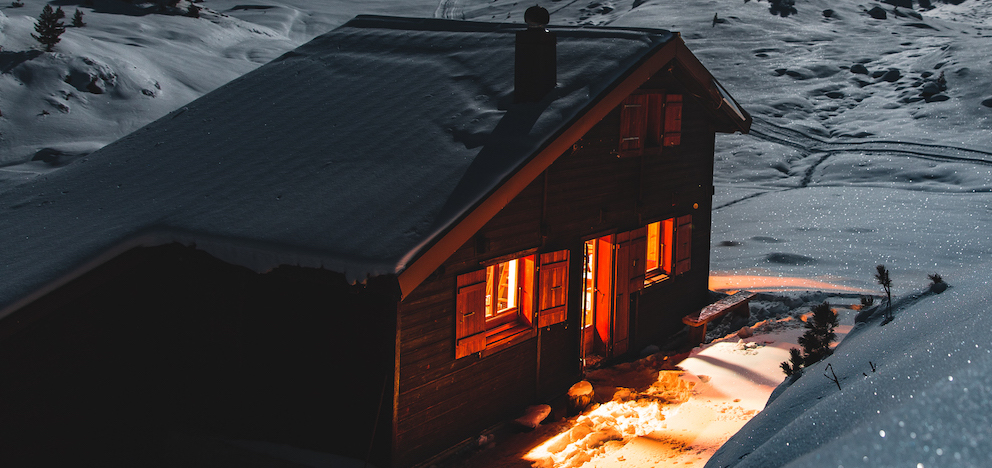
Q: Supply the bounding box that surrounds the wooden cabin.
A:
[0,13,749,468]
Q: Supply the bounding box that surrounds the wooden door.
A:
[612,228,646,357]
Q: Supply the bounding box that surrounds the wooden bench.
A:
[683,290,756,346]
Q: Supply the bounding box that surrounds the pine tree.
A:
[71,9,85,28]
[781,302,839,376]
[32,5,66,52]
[875,265,893,321]
[797,302,839,366]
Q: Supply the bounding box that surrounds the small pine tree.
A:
[798,302,839,365]
[72,9,85,28]
[781,302,839,376]
[32,5,67,52]
[875,265,893,321]
[780,348,804,377]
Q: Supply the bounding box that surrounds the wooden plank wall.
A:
[395,74,721,466]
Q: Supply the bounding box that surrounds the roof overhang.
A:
[396,35,750,297]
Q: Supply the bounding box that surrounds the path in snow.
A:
[442,295,862,468]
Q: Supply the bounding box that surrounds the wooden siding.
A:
[395,74,720,467]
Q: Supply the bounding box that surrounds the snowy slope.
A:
[708,271,992,468]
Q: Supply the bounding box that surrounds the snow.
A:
[3,0,992,466]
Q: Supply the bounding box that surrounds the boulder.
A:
[881,0,912,8]
[880,69,901,82]
[867,6,887,19]
[567,381,594,415]
[921,81,941,96]
[513,404,552,430]
[823,9,835,17]
[981,98,992,108]
[850,63,869,75]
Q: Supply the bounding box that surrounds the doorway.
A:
[580,229,646,368]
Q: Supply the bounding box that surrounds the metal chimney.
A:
[514,6,556,103]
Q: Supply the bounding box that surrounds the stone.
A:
[850,63,869,75]
[867,6,887,19]
[823,9,834,17]
[921,82,941,95]
[514,404,552,430]
[981,98,992,108]
[880,69,901,82]
[567,381,594,415]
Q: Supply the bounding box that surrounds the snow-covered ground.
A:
[3,0,992,466]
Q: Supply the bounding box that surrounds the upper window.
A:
[644,215,692,284]
[619,92,682,157]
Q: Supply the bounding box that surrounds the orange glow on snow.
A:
[709,274,875,294]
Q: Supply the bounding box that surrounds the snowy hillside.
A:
[2,0,992,466]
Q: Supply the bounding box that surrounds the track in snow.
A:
[714,117,992,210]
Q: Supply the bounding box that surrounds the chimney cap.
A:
[524,6,550,28]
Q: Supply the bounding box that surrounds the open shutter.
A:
[455,270,487,359]
[674,215,692,275]
[619,94,648,157]
[538,250,569,327]
[627,227,647,292]
[663,94,682,147]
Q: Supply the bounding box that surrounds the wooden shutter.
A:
[646,93,664,148]
[455,270,487,359]
[663,94,682,147]
[626,227,647,292]
[619,94,648,157]
[538,250,569,327]
[674,215,692,275]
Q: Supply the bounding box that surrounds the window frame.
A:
[643,215,691,286]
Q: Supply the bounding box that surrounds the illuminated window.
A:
[455,250,570,359]
[645,219,674,277]
[619,93,682,157]
[486,259,520,326]
[645,215,691,283]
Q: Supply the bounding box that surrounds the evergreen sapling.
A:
[780,302,839,376]
[875,265,893,322]
[72,9,85,28]
[32,5,66,52]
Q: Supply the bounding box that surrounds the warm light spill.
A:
[709,275,875,294]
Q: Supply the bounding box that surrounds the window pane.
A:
[646,222,660,272]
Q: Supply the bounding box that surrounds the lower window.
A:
[455,250,570,359]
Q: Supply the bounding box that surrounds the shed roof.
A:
[0,15,749,318]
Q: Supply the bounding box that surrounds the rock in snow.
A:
[513,404,552,430]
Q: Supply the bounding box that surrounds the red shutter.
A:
[538,250,569,327]
[663,94,682,147]
[646,93,664,148]
[674,215,692,275]
[455,270,487,359]
[627,227,647,292]
[619,94,648,157]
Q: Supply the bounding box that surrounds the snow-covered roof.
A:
[0,15,748,317]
